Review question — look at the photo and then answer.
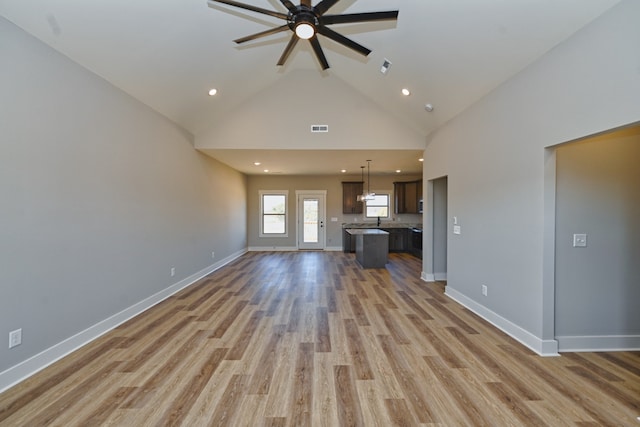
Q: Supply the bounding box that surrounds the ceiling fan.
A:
[208,0,399,70]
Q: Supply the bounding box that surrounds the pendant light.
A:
[357,160,375,201]
[365,160,375,201]
[356,166,365,202]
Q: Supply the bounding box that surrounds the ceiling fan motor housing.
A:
[290,7,319,36]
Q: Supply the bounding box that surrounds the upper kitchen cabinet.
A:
[394,180,423,214]
[342,181,364,214]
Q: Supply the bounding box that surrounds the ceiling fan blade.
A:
[317,26,371,56]
[234,25,290,44]
[209,0,288,20]
[277,34,299,66]
[321,11,398,25]
[279,0,297,12]
[300,0,311,7]
[314,0,340,15]
[309,36,330,70]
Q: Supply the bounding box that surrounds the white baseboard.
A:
[445,287,559,357]
[247,246,342,252]
[434,272,447,281]
[557,335,640,352]
[248,246,299,252]
[421,272,435,282]
[0,249,246,394]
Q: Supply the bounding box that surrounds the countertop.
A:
[342,223,422,230]
[345,229,389,235]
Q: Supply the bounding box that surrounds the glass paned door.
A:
[297,192,325,250]
[303,199,319,243]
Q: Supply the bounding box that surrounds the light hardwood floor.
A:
[1,251,638,426]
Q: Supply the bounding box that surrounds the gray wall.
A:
[0,18,247,374]
[247,174,422,249]
[432,177,448,279]
[422,0,640,352]
[555,126,640,347]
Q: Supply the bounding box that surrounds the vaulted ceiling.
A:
[1,0,620,174]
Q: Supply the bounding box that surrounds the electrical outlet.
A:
[170,267,175,277]
[211,251,215,259]
[482,285,488,296]
[9,329,22,349]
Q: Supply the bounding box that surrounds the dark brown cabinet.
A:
[394,180,423,214]
[382,228,407,252]
[342,181,364,214]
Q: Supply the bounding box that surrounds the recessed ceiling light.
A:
[418,158,424,162]
[401,88,411,96]
[341,169,347,173]
[396,169,402,173]
[263,169,269,173]
[208,88,218,96]
[254,162,261,166]
[425,103,434,112]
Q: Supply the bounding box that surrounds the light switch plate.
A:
[573,233,587,247]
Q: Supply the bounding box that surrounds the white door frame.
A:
[296,190,326,250]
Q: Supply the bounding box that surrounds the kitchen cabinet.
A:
[394,180,423,214]
[343,228,356,252]
[342,181,364,214]
[408,227,423,259]
[382,228,407,252]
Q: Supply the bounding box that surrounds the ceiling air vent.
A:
[311,125,329,133]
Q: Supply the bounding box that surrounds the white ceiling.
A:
[1,0,621,175]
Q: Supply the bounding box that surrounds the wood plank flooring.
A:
[1,251,639,426]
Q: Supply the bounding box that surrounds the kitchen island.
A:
[342,223,422,259]
[345,229,389,269]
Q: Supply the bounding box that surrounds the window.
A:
[365,193,390,218]
[260,190,288,237]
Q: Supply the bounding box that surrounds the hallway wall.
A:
[554,126,640,350]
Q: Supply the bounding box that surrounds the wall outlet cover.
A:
[573,233,587,247]
[9,329,22,349]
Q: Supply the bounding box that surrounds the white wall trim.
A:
[434,273,447,281]
[0,249,246,394]
[421,272,435,282]
[248,246,342,252]
[445,287,560,357]
[557,335,640,352]
[248,246,299,252]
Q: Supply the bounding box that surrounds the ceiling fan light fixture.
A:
[295,22,315,39]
